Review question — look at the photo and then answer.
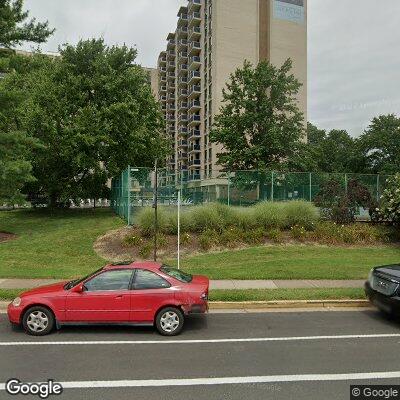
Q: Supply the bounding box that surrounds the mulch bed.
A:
[0,232,17,243]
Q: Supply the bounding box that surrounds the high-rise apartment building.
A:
[157,0,307,184]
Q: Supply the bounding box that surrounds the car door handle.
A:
[115,295,124,299]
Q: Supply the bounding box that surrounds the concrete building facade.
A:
[156,0,307,184]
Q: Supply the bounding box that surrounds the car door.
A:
[130,269,174,322]
[66,269,133,322]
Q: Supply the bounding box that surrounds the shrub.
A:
[138,242,152,259]
[166,208,194,234]
[290,225,308,242]
[243,227,266,245]
[253,201,286,229]
[377,174,400,224]
[234,207,258,230]
[198,229,218,251]
[156,234,168,248]
[190,204,225,232]
[267,228,283,243]
[218,227,244,248]
[181,232,192,245]
[284,201,319,230]
[122,235,144,247]
[136,207,170,237]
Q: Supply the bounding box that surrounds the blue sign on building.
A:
[274,0,305,24]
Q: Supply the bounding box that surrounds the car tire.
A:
[155,307,184,336]
[22,306,55,336]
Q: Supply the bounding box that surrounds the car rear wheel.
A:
[22,306,55,336]
[155,307,184,336]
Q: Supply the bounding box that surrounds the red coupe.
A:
[7,261,209,336]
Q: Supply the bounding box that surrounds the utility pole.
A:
[153,160,158,262]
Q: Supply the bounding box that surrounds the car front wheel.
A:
[22,306,55,336]
[155,307,184,336]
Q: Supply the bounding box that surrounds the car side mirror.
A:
[71,283,86,293]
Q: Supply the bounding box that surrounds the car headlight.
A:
[12,297,21,307]
[368,269,374,284]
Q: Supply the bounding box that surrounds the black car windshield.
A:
[64,268,104,290]
[160,265,193,283]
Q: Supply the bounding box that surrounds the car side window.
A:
[84,269,133,292]
[133,269,171,290]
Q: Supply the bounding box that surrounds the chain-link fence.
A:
[110,167,391,225]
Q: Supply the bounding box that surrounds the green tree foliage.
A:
[0,0,54,48]
[4,39,167,206]
[0,0,53,204]
[210,59,305,171]
[359,114,400,174]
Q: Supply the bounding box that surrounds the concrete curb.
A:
[0,299,370,313]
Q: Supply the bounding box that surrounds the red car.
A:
[7,261,209,336]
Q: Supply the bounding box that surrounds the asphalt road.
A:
[0,309,399,399]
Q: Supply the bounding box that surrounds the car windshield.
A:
[160,265,193,283]
[64,268,104,290]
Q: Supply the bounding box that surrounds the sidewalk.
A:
[0,278,365,290]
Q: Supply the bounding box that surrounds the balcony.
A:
[188,0,201,13]
[188,114,201,127]
[167,103,176,112]
[177,39,188,49]
[178,152,188,160]
[178,88,188,99]
[177,26,188,38]
[167,50,175,58]
[178,113,188,123]
[189,159,201,166]
[189,26,201,41]
[159,54,167,65]
[178,64,188,75]
[167,93,175,101]
[179,140,188,147]
[189,56,201,70]
[177,14,188,27]
[188,41,201,56]
[188,70,201,84]
[189,99,201,111]
[178,76,188,86]
[166,113,176,122]
[188,12,201,28]
[160,66,167,73]
[178,126,188,135]
[188,129,201,140]
[189,143,201,153]
[178,51,188,60]
[167,61,175,71]
[160,85,167,93]
[160,95,167,102]
[167,72,175,82]
[188,85,201,99]
[167,39,175,50]
[179,101,188,110]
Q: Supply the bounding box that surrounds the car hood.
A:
[20,281,69,297]
[375,264,400,279]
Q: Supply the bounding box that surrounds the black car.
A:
[365,264,400,316]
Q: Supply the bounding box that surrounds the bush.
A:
[191,204,225,232]
[284,201,319,230]
[267,228,283,243]
[377,174,400,224]
[234,207,258,230]
[166,208,194,234]
[198,229,218,251]
[139,242,152,259]
[122,235,144,247]
[253,201,286,229]
[136,207,170,237]
[181,232,192,245]
[218,227,244,248]
[290,225,308,242]
[243,227,266,245]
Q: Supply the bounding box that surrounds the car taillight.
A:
[200,292,208,300]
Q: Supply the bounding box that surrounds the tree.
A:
[210,59,305,171]
[359,114,400,174]
[0,0,54,48]
[6,39,168,206]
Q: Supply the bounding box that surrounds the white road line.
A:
[1,371,400,390]
[0,333,400,346]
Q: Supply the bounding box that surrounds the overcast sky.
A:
[23,0,400,137]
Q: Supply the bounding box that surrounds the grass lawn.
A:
[0,209,124,279]
[210,288,366,302]
[170,245,400,280]
[0,288,366,302]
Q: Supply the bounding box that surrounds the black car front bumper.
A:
[365,281,400,315]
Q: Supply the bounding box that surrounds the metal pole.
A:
[177,190,181,270]
[309,172,312,202]
[271,171,274,201]
[127,166,131,226]
[153,161,158,262]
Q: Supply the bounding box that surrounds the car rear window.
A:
[160,265,193,283]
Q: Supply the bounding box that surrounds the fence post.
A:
[376,174,380,202]
[127,166,131,226]
[309,172,312,202]
[271,171,274,202]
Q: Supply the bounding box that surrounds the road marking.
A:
[1,371,400,390]
[0,333,400,346]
